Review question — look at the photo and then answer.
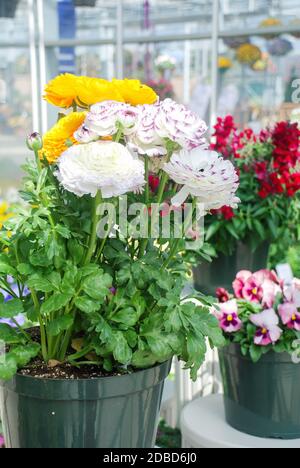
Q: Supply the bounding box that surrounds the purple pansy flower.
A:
[250,309,282,346]
[213,299,242,333]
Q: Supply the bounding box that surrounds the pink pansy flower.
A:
[242,276,264,303]
[232,270,252,299]
[250,309,282,346]
[213,299,242,333]
[284,284,300,307]
[278,302,300,331]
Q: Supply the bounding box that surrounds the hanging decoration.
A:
[218,56,233,72]
[223,37,250,50]
[259,17,282,39]
[236,44,262,65]
[267,38,293,57]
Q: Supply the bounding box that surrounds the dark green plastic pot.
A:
[0,360,171,448]
[219,344,300,439]
[194,242,270,295]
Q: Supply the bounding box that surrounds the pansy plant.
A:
[213,269,300,362]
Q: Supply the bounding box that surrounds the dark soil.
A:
[16,327,126,380]
[18,359,122,380]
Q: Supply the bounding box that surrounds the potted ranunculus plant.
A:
[194,116,300,294]
[214,270,300,439]
[0,74,238,449]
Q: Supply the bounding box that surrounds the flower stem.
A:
[30,288,48,361]
[33,148,42,172]
[145,156,150,205]
[84,191,102,266]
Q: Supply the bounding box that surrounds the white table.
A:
[181,395,300,448]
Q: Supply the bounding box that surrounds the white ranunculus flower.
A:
[155,99,208,150]
[56,141,145,198]
[127,104,167,157]
[164,148,240,210]
[74,101,139,143]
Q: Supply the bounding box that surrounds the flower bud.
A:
[26,132,43,152]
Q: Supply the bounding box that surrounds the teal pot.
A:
[219,344,300,439]
[194,242,270,295]
[0,360,171,448]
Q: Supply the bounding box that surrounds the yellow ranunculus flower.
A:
[112,79,158,106]
[44,74,158,109]
[0,202,12,229]
[40,112,86,164]
[75,77,124,106]
[44,74,80,108]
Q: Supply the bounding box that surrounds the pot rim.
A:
[13,358,171,383]
[0,359,172,400]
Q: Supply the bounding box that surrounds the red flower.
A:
[254,162,268,181]
[216,287,230,303]
[211,205,235,220]
[148,175,160,193]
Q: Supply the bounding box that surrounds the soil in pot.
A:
[0,330,171,448]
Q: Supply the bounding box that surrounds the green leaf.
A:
[132,350,158,368]
[253,220,265,240]
[67,239,84,265]
[111,307,141,327]
[40,293,72,315]
[27,275,54,293]
[249,344,263,363]
[17,263,34,276]
[10,343,40,367]
[147,334,172,359]
[0,323,23,345]
[56,225,71,239]
[112,331,132,364]
[47,271,61,291]
[0,355,18,380]
[205,223,220,241]
[0,261,16,276]
[83,271,112,301]
[0,298,24,319]
[75,297,100,314]
[47,316,74,337]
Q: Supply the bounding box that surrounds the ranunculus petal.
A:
[56,141,145,198]
[164,148,239,212]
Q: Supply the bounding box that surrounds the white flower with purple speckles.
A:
[74,124,99,144]
[164,148,240,209]
[155,98,208,150]
[74,101,139,142]
[127,104,167,157]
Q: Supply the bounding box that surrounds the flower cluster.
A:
[213,269,300,361]
[211,116,300,204]
[44,74,158,109]
[0,74,238,382]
